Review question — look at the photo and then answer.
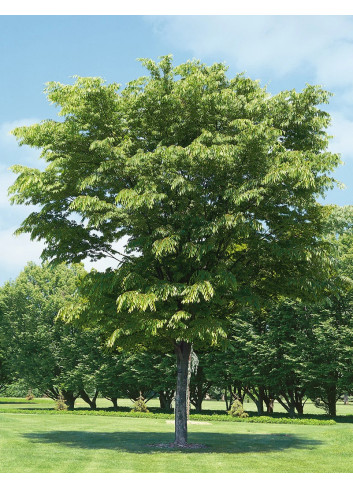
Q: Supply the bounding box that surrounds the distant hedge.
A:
[0,408,336,425]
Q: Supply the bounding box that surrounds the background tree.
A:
[0,346,11,393]
[305,206,353,416]
[148,353,176,411]
[0,262,102,410]
[188,351,215,413]
[10,56,341,445]
[115,351,176,408]
[95,350,125,410]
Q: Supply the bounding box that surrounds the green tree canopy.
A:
[0,262,103,409]
[9,55,341,444]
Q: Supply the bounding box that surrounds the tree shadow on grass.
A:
[22,430,322,453]
[0,401,38,405]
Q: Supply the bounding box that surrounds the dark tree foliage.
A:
[0,263,102,409]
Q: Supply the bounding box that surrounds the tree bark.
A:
[294,388,306,415]
[246,387,264,415]
[327,386,337,417]
[258,387,265,416]
[186,345,193,420]
[224,388,229,411]
[295,403,304,415]
[79,389,98,409]
[236,386,244,404]
[276,393,295,416]
[288,403,295,417]
[159,391,174,410]
[159,391,167,410]
[195,397,203,413]
[107,397,118,410]
[174,341,192,445]
[264,397,274,414]
[62,390,77,410]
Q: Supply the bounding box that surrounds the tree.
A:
[146,352,176,410]
[10,56,340,445]
[0,262,101,410]
[0,347,11,393]
[95,350,125,409]
[302,206,353,416]
[231,206,353,418]
[188,351,214,413]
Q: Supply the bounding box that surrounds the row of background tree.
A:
[1,205,353,417]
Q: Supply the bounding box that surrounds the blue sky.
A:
[1,15,353,284]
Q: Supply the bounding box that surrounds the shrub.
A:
[54,393,68,411]
[228,400,249,418]
[2,380,41,398]
[131,394,149,413]
[25,389,34,401]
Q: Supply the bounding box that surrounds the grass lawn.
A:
[1,399,353,472]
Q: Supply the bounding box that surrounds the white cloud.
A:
[149,16,353,92]
[0,119,41,180]
[0,225,131,283]
[329,111,353,159]
[0,116,131,282]
[0,119,39,143]
[0,169,15,207]
[0,227,44,282]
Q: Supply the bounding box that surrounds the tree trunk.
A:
[276,391,296,417]
[159,391,170,410]
[174,341,192,445]
[110,397,118,410]
[159,390,174,410]
[288,404,295,417]
[247,387,264,415]
[262,389,274,414]
[91,389,99,409]
[327,386,337,417]
[264,397,274,414]
[294,389,306,415]
[194,396,203,413]
[79,389,98,409]
[186,345,193,420]
[296,403,304,415]
[190,368,210,414]
[258,387,264,416]
[236,386,244,404]
[224,388,229,411]
[62,390,76,410]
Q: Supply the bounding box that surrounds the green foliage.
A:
[0,262,100,407]
[8,56,341,351]
[54,393,68,411]
[313,398,330,415]
[131,393,149,413]
[25,389,34,401]
[0,380,41,398]
[6,56,347,439]
[0,347,11,392]
[228,399,249,418]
